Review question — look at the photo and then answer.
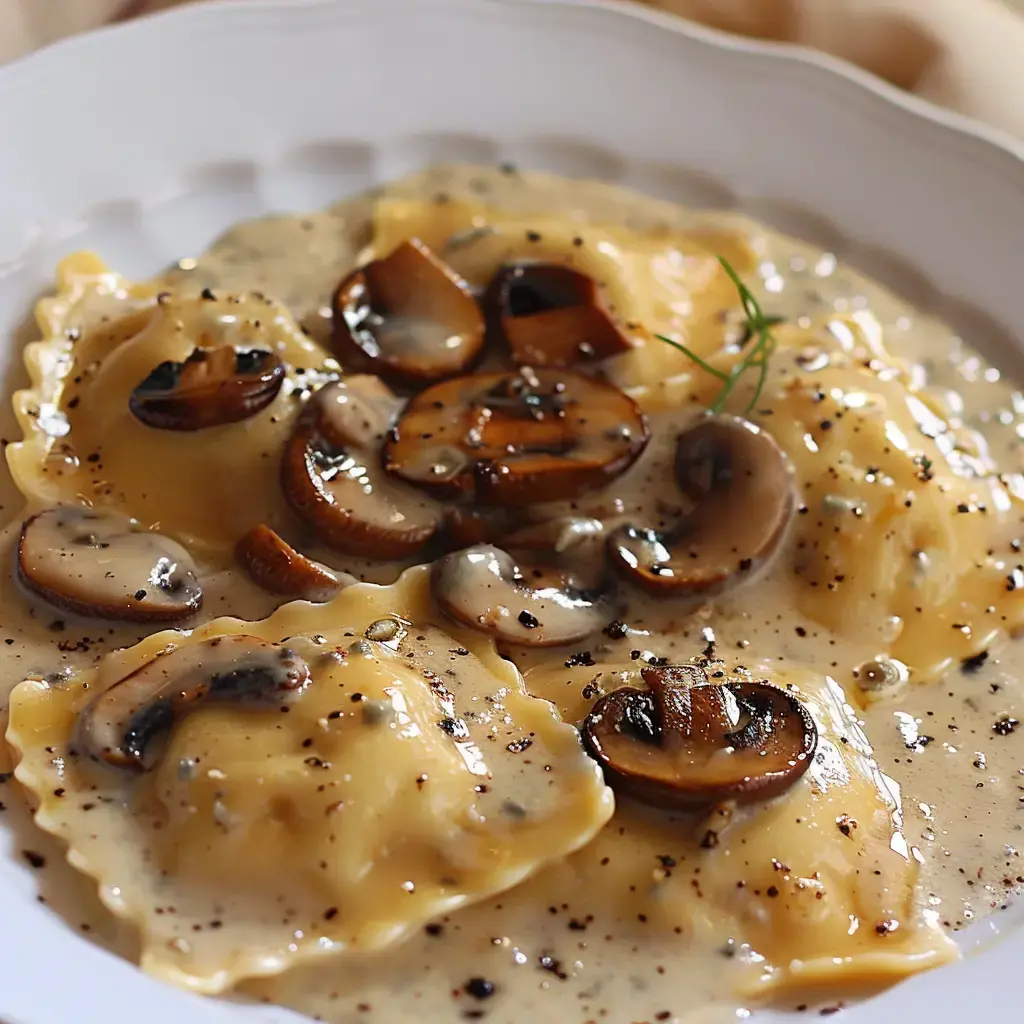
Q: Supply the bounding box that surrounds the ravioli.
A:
[6,567,613,993]
[366,178,1023,680]
[5,164,1022,1023]
[7,252,338,558]
[363,192,759,411]
[766,339,1024,678]
[521,658,957,992]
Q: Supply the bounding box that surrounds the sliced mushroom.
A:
[331,238,484,387]
[582,665,817,806]
[129,346,284,430]
[281,379,441,560]
[313,372,399,449]
[505,515,607,555]
[16,506,202,622]
[383,368,649,505]
[442,509,607,554]
[608,415,794,595]
[431,544,607,647]
[235,524,342,602]
[484,263,632,367]
[77,635,310,771]
[443,506,524,548]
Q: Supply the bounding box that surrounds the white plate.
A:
[1,1,1023,1021]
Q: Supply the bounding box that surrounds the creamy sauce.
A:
[1,164,1023,1023]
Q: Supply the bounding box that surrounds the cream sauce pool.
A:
[1,164,1023,1023]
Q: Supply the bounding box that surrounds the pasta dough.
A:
[7,568,613,992]
[3,163,1022,1024]
[367,177,1024,680]
[7,252,338,558]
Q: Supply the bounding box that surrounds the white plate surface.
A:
[1,1,1023,1021]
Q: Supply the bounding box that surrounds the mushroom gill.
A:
[16,506,202,622]
[608,415,795,596]
[581,665,818,807]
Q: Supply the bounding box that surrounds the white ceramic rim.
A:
[1,2,1023,1023]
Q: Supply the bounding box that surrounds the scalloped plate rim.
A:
[0,1,1023,1023]
[2,0,1023,172]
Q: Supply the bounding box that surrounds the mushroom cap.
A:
[16,506,202,622]
[234,524,342,603]
[483,262,632,367]
[77,635,311,771]
[129,346,284,431]
[281,380,441,560]
[314,373,400,450]
[442,505,524,548]
[431,544,608,647]
[609,415,795,596]
[382,368,650,506]
[331,238,484,388]
[582,665,818,807]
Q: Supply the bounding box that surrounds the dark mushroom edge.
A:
[581,665,817,807]
[281,378,441,560]
[129,346,284,431]
[331,238,484,388]
[608,414,795,596]
[383,367,650,506]
[77,635,310,771]
[234,524,342,603]
[16,506,202,622]
[483,262,633,368]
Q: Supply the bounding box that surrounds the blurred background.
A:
[2,0,1023,139]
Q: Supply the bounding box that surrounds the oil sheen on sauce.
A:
[1,164,1023,1023]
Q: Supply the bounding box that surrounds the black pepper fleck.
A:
[961,650,990,674]
[603,619,628,640]
[564,651,595,668]
[464,978,497,1000]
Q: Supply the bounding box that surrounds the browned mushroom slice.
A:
[443,506,524,548]
[16,506,202,622]
[235,524,342,602]
[313,372,400,449]
[504,515,606,555]
[582,665,817,806]
[383,368,649,506]
[431,544,607,647]
[608,415,794,596]
[331,238,484,387]
[77,635,310,771]
[281,379,441,560]
[443,509,605,554]
[484,263,632,367]
[129,346,284,430]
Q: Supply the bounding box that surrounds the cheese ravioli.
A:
[7,568,612,992]
[7,252,337,558]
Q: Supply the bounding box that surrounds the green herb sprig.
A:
[656,256,782,415]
